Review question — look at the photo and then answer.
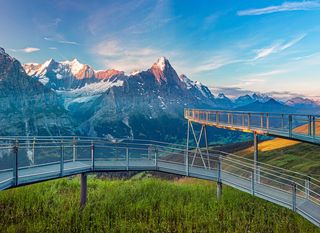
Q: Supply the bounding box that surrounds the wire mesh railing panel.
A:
[75,145,91,160]
[31,146,61,166]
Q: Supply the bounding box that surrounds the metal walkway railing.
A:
[0,137,319,227]
[184,109,320,144]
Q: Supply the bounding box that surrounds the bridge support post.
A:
[80,173,87,208]
[217,181,222,200]
[253,132,259,183]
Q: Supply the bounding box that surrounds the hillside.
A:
[235,122,320,178]
[0,175,318,233]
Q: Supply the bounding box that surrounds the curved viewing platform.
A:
[184,109,320,145]
[0,136,319,227]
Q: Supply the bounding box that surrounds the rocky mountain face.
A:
[24,56,231,140]
[0,48,74,136]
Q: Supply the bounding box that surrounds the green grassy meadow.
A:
[0,175,319,233]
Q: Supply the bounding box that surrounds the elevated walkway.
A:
[184,109,320,144]
[0,137,319,227]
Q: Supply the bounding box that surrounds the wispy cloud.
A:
[10,47,40,53]
[86,0,173,36]
[44,37,79,45]
[92,40,172,72]
[250,69,289,77]
[228,69,290,89]
[254,34,306,60]
[194,55,246,73]
[238,1,320,16]
[48,47,58,50]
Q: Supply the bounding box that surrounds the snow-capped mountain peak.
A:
[155,56,168,71]
[61,58,85,76]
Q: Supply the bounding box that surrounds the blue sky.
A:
[1,0,320,98]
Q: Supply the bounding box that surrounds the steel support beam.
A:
[190,122,207,168]
[80,173,87,208]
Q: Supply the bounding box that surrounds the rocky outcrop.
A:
[0,48,74,136]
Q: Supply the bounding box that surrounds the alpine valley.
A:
[1,47,319,143]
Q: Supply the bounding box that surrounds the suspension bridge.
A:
[0,109,319,227]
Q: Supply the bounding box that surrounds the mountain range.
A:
[1,47,319,141]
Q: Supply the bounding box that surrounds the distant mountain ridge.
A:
[1,46,318,141]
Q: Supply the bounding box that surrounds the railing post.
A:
[308,115,312,137]
[217,155,221,183]
[126,147,129,171]
[251,171,255,196]
[154,146,158,169]
[91,141,94,170]
[231,114,234,127]
[260,114,264,128]
[257,165,261,184]
[305,177,310,199]
[13,139,19,186]
[266,113,269,130]
[313,116,316,139]
[32,137,36,165]
[216,111,219,125]
[248,113,251,129]
[281,114,284,130]
[289,115,293,137]
[242,113,244,127]
[73,136,76,162]
[292,183,297,212]
[60,140,64,177]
